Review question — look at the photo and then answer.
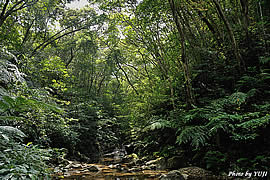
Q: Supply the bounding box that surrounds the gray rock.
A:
[166,155,188,170]
[63,172,71,177]
[178,167,215,180]
[108,164,114,168]
[141,165,151,170]
[146,157,167,169]
[160,170,185,180]
[128,167,142,172]
[62,168,69,172]
[71,163,82,168]
[54,167,61,173]
[146,157,163,165]
[149,164,157,170]
[88,165,99,172]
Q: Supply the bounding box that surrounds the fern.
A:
[260,72,270,81]
[227,92,247,106]
[184,108,211,123]
[237,115,270,130]
[204,151,227,171]
[176,125,209,148]
[143,121,171,132]
[253,103,270,113]
[0,87,8,98]
[0,126,26,142]
[0,95,62,114]
[208,120,231,135]
[143,116,172,132]
[175,93,255,149]
[236,75,259,90]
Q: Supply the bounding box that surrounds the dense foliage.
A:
[0,0,269,178]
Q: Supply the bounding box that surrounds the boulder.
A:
[149,164,157,170]
[160,170,185,180]
[88,165,99,172]
[146,157,162,165]
[145,157,167,169]
[141,165,151,170]
[166,155,188,170]
[128,167,142,172]
[178,166,215,180]
[160,167,219,180]
[124,143,135,154]
[71,163,82,168]
[123,153,139,163]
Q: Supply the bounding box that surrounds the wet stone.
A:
[71,163,82,168]
[52,153,170,179]
[63,172,71,177]
[160,170,185,180]
[88,165,99,171]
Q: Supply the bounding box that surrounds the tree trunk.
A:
[0,0,34,27]
[258,1,268,52]
[168,0,195,109]
[117,61,139,95]
[240,0,249,40]
[212,0,246,72]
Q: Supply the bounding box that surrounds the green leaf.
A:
[0,133,9,141]
[0,100,9,110]
[2,96,15,106]
[0,126,26,140]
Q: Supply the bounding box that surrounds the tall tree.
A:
[212,0,246,72]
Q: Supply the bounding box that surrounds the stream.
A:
[51,149,235,180]
[52,149,168,180]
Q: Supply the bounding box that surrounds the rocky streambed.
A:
[52,157,168,179]
[52,158,238,180]
[51,149,239,180]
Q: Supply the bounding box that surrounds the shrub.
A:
[0,126,52,179]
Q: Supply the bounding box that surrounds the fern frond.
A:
[143,120,171,132]
[0,87,8,97]
[231,132,258,141]
[207,119,231,135]
[237,115,270,129]
[0,126,26,142]
[206,113,242,134]
[0,116,25,122]
[176,125,209,148]
[27,96,62,112]
[184,108,211,123]
[0,95,62,113]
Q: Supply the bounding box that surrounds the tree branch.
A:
[0,0,39,27]
[0,0,10,19]
[30,26,86,57]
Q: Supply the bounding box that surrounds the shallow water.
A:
[52,160,168,180]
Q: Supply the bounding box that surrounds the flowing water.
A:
[52,149,168,180]
[52,159,167,180]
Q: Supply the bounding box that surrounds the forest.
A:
[0,0,269,179]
